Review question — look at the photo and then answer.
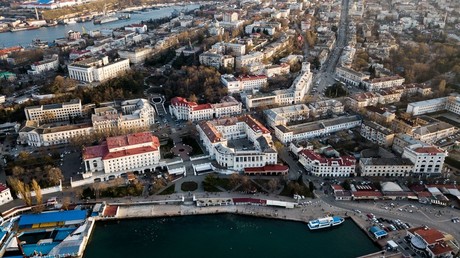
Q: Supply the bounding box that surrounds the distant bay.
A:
[0,4,200,48]
[84,214,379,258]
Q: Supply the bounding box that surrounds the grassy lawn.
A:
[158,184,175,195]
[182,136,203,155]
[181,181,198,191]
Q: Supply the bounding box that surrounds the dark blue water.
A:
[84,214,380,258]
[0,4,200,47]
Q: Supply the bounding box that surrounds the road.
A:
[310,0,350,98]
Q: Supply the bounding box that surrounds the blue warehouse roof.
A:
[18,210,86,227]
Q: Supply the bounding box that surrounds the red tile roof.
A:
[238,115,270,134]
[83,143,108,160]
[103,205,118,217]
[0,183,9,193]
[414,147,444,154]
[244,165,289,173]
[238,75,267,81]
[428,241,453,255]
[331,184,344,191]
[107,132,155,150]
[0,46,22,56]
[299,149,356,166]
[352,191,383,197]
[410,227,445,245]
[232,198,267,205]
[104,146,158,159]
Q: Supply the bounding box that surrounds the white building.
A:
[212,42,246,56]
[82,132,161,176]
[275,115,362,144]
[221,74,268,93]
[169,96,242,122]
[27,54,59,75]
[243,62,313,109]
[263,63,290,77]
[308,99,344,117]
[359,158,413,177]
[360,120,395,147]
[68,56,130,83]
[402,144,447,176]
[264,104,310,128]
[199,50,234,68]
[124,24,148,34]
[0,183,13,206]
[298,149,356,177]
[363,75,405,91]
[335,66,370,86]
[235,51,264,69]
[118,48,153,64]
[18,121,93,147]
[197,115,277,172]
[24,99,82,123]
[406,96,460,116]
[92,99,155,131]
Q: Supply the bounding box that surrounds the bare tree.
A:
[31,179,44,212]
[241,176,252,192]
[46,167,64,186]
[8,177,32,206]
[62,196,71,210]
[12,166,25,178]
[229,173,241,189]
[268,178,279,193]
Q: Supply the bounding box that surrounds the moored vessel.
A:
[308,216,344,230]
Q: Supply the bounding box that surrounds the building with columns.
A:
[169,96,242,122]
[402,144,447,176]
[197,115,277,172]
[82,132,161,177]
[298,148,356,177]
[68,56,130,83]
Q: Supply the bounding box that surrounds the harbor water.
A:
[84,214,379,258]
[0,4,200,48]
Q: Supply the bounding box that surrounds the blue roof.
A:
[22,242,59,256]
[370,226,387,237]
[18,210,86,227]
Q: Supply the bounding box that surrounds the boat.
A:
[308,216,344,230]
[93,15,119,24]
[10,26,40,32]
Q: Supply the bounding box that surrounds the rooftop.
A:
[18,210,86,227]
[106,132,155,150]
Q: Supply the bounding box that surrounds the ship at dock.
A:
[308,216,345,230]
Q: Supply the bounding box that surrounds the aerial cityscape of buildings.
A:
[0,0,459,256]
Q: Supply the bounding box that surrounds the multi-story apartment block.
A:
[169,96,242,122]
[377,89,402,105]
[0,184,12,206]
[118,47,153,64]
[363,75,405,91]
[392,133,427,155]
[308,99,344,117]
[235,51,264,69]
[243,62,312,109]
[360,120,395,147]
[82,132,161,176]
[18,121,93,147]
[263,63,290,77]
[199,50,234,68]
[359,158,413,177]
[68,56,130,83]
[245,21,281,36]
[211,42,246,56]
[298,149,356,177]
[196,115,277,172]
[92,99,155,131]
[402,144,447,176]
[347,92,380,110]
[364,106,396,124]
[406,95,460,116]
[27,54,59,75]
[24,99,82,123]
[335,66,370,86]
[275,115,362,144]
[220,74,268,93]
[412,121,457,144]
[264,104,310,128]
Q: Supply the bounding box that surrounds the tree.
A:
[62,196,71,210]
[12,166,25,178]
[340,179,351,190]
[268,178,279,192]
[241,176,252,192]
[438,79,446,95]
[46,167,64,186]
[31,179,43,212]
[8,177,32,206]
[188,93,198,103]
[229,173,241,189]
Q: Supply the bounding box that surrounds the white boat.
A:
[308,216,344,230]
